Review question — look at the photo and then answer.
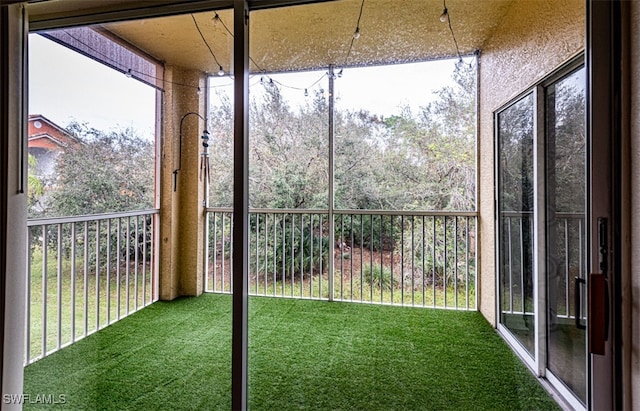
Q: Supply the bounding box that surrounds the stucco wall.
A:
[478,0,585,325]
[629,2,640,408]
[159,66,206,300]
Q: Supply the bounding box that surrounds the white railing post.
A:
[25,209,159,365]
[204,208,477,310]
[328,65,335,302]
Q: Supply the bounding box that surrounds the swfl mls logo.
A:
[3,394,67,405]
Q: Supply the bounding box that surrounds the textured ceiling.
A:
[29,0,518,74]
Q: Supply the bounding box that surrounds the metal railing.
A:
[499,211,585,319]
[25,209,159,365]
[499,211,535,317]
[206,208,477,310]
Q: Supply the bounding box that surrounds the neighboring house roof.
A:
[28,114,75,151]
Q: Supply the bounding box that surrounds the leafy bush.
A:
[362,263,397,291]
[335,214,401,252]
[49,122,154,217]
[397,215,476,289]
[249,213,329,280]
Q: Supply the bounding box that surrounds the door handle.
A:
[589,273,607,355]
[574,277,586,330]
[589,217,609,355]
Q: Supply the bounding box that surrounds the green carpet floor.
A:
[24,294,560,410]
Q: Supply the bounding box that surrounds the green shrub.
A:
[362,263,397,291]
[249,213,329,279]
[398,215,476,289]
[335,214,401,252]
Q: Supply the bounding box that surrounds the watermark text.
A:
[3,394,67,405]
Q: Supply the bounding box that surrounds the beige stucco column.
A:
[159,65,206,299]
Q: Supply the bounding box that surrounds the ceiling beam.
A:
[29,1,233,30]
[249,0,337,10]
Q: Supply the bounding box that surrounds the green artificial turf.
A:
[23,294,560,410]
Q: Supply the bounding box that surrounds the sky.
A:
[30,32,469,138]
[209,58,467,118]
[29,34,157,139]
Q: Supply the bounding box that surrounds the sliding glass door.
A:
[496,62,587,408]
[545,66,587,405]
[497,93,535,356]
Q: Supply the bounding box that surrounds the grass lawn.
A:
[27,250,152,362]
[23,294,559,410]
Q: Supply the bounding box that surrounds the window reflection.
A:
[497,93,535,355]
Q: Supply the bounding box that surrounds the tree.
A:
[410,62,476,210]
[208,84,333,209]
[206,64,478,281]
[27,154,45,217]
[249,83,329,209]
[337,62,477,211]
[208,91,234,207]
[550,79,586,213]
[48,122,155,217]
[497,94,535,213]
[208,61,477,212]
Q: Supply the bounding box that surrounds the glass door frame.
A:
[494,88,540,374]
[495,55,587,411]
[541,60,588,411]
